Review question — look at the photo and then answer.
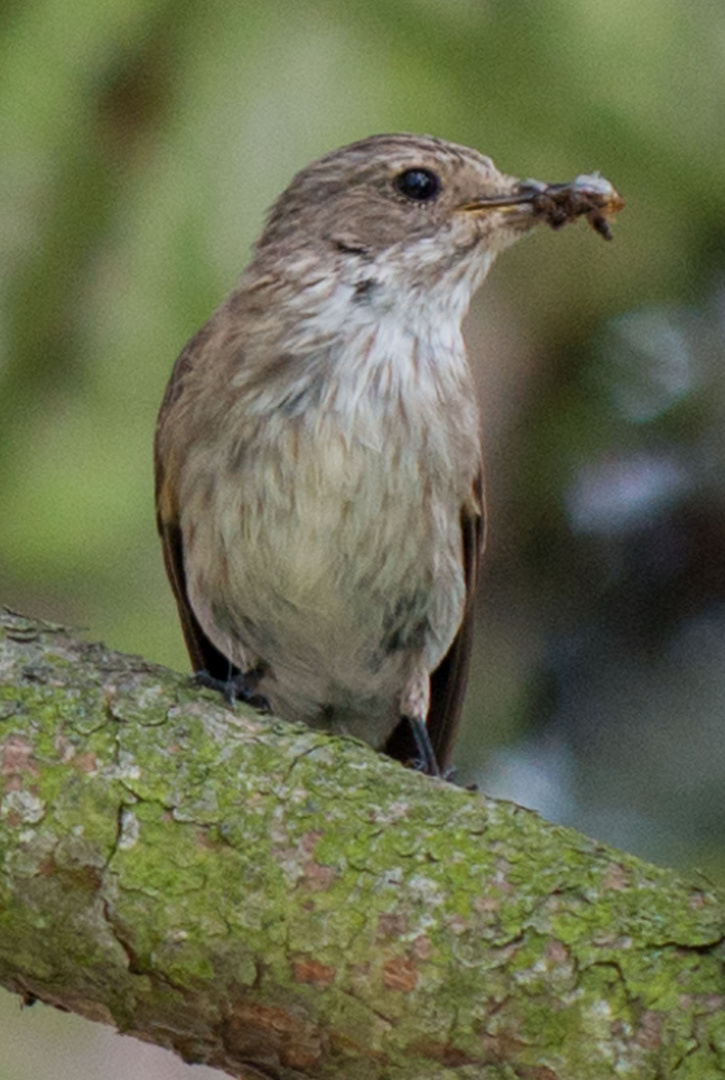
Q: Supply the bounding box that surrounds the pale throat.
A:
[322,241,497,411]
[235,235,497,430]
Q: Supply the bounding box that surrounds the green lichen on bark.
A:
[0,608,723,1079]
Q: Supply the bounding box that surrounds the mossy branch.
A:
[0,607,724,1079]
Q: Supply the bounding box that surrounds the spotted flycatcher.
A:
[155,134,622,776]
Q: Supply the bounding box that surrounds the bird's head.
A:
[253,134,622,320]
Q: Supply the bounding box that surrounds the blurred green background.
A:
[2,0,725,1075]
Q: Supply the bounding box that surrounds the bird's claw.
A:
[194,669,270,712]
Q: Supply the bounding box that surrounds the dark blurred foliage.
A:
[1,2,724,1074]
[468,289,725,870]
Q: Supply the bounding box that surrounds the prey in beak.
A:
[462,173,625,240]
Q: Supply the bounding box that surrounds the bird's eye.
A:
[394,168,441,202]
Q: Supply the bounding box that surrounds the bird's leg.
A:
[407,716,441,777]
[395,668,441,777]
[194,664,270,712]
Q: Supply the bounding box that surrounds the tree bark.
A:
[0,607,723,1079]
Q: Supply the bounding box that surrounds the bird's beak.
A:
[460,173,625,240]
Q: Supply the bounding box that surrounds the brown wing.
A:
[154,329,239,683]
[426,471,485,772]
[156,512,236,681]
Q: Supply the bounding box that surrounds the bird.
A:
[154,133,622,777]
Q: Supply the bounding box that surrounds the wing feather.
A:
[154,330,238,683]
[426,471,485,772]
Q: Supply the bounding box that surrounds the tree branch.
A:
[0,607,723,1079]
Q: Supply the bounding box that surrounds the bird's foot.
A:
[405,717,441,778]
[194,669,270,712]
[441,765,478,791]
[383,715,442,777]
